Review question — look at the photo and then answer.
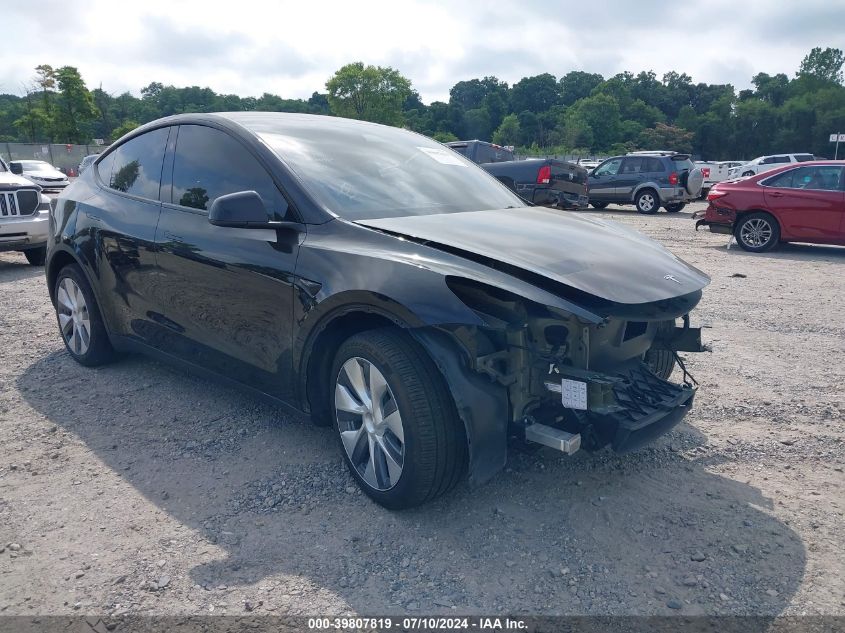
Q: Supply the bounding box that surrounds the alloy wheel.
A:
[335,357,405,491]
[57,277,91,356]
[740,218,773,249]
[638,194,655,212]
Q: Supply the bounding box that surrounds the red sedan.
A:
[694,161,845,252]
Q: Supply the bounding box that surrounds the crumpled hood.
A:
[0,172,41,190]
[356,206,710,304]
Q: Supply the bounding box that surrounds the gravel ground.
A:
[0,201,843,618]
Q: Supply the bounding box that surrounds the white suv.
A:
[0,158,51,265]
[728,153,815,179]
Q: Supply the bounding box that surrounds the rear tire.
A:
[54,264,120,366]
[330,328,467,509]
[635,189,659,215]
[735,212,780,253]
[664,202,686,213]
[24,246,46,266]
[591,201,608,209]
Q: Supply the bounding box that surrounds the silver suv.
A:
[0,158,51,265]
[587,152,704,214]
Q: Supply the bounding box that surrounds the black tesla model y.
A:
[47,113,709,508]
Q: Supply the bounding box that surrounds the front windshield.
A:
[251,116,523,220]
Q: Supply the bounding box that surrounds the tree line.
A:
[1,47,843,160]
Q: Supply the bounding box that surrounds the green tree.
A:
[559,71,604,106]
[110,119,140,141]
[33,64,57,140]
[432,131,458,142]
[52,66,99,142]
[637,123,694,154]
[511,74,559,113]
[492,114,520,146]
[326,62,412,125]
[13,93,49,142]
[752,73,789,106]
[798,47,844,84]
[733,99,778,157]
[569,93,621,150]
[462,107,492,140]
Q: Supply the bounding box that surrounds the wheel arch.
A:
[300,305,408,425]
[46,247,84,304]
[632,183,660,203]
[734,208,782,232]
[300,305,509,486]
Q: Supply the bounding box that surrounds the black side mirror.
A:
[208,191,272,228]
[10,163,22,175]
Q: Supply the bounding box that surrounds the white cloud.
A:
[1,0,841,102]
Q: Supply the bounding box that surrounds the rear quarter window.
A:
[761,169,796,188]
[95,151,116,183]
[643,157,663,172]
[795,154,815,162]
[670,157,694,172]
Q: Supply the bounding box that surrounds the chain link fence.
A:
[1,143,108,176]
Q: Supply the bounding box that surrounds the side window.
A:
[773,155,791,164]
[794,166,844,191]
[171,125,287,218]
[795,154,815,162]
[107,127,170,199]
[761,157,775,164]
[619,157,643,174]
[594,158,622,177]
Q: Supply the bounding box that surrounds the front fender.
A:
[409,327,510,486]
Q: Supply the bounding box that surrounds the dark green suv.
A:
[587,152,704,214]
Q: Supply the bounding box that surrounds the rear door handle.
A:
[770,192,784,197]
[162,231,184,243]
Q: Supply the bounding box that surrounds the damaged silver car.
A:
[47,113,709,509]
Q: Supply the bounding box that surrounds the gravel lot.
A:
[0,201,843,618]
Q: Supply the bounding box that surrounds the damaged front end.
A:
[418,277,706,476]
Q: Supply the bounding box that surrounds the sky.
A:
[3,0,843,104]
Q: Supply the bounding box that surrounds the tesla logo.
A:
[664,274,682,284]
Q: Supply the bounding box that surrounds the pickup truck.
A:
[0,158,51,265]
[446,140,589,209]
[695,161,730,199]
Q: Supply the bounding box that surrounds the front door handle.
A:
[162,231,185,243]
[770,192,784,198]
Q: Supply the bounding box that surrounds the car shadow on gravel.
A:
[703,242,845,263]
[572,207,699,219]
[18,351,806,618]
[0,257,45,282]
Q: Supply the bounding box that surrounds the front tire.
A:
[330,329,466,509]
[735,212,780,253]
[664,202,686,213]
[635,189,659,214]
[591,201,608,209]
[54,264,120,366]
[24,246,46,266]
